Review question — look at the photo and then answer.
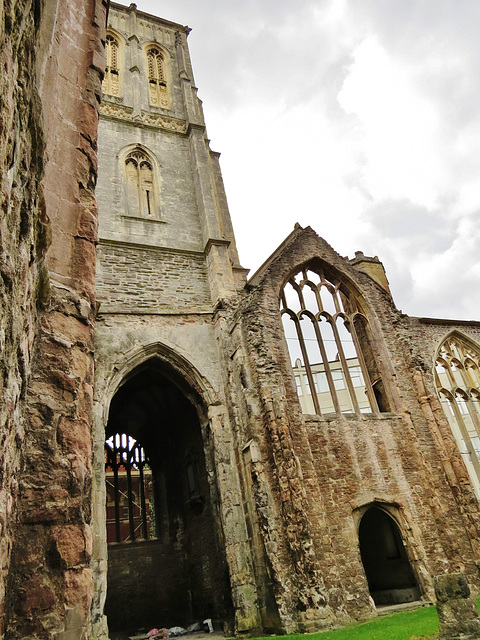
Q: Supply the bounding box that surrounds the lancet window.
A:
[103,34,120,97]
[124,149,156,217]
[281,266,388,415]
[147,47,168,107]
[105,433,157,543]
[435,334,480,498]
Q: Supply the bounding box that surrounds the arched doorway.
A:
[104,360,233,634]
[359,507,420,606]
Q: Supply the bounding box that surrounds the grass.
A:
[244,598,480,640]
[252,605,442,640]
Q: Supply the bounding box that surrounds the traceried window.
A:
[281,266,389,416]
[435,334,480,498]
[103,34,120,97]
[124,149,157,217]
[105,433,157,543]
[147,47,168,107]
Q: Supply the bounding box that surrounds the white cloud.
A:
[119,0,480,320]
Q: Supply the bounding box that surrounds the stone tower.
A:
[92,3,256,636]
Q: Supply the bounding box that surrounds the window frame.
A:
[145,44,170,108]
[280,264,383,417]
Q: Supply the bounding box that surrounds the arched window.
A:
[103,34,120,97]
[435,334,480,498]
[280,266,388,415]
[105,433,157,543]
[124,149,157,217]
[146,47,168,107]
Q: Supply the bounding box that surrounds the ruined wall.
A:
[2,0,106,637]
[221,225,480,629]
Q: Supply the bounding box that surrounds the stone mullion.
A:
[330,318,359,413]
[464,395,480,448]
[349,318,378,413]
[294,314,321,414]
[312,316,341,414]
[450,396,480,483]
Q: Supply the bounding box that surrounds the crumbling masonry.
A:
[2,2,480,639]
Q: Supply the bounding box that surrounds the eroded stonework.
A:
[2,2,480,639]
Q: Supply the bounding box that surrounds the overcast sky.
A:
[119,0,480,320]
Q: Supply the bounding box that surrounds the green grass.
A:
[253,605,441,640]
[246,598,480,640]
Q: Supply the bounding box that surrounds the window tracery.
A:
[147,47,168,107]
[105,433,157,543]
[280,266,387,415]
[124,149,157,217]
[103,34,120,97]
[435,334,480,497]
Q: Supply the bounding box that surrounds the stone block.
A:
[435,573,480,640]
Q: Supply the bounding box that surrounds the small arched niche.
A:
[358,506,421,606]
[104,359,233,634]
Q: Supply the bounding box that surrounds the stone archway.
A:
[104,359,233,634]
[359,506,421,606]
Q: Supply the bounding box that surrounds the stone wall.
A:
[2,0,106,637]
[220,225,480,630]
[0,1,48,633]
[97,242,211,312]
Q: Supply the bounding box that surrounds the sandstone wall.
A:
[0,1,48,633]
[2,0,106,637]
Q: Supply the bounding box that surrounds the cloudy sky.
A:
[120,0,480,320]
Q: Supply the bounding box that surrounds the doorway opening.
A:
[104,360,233,634]
[359,506,421,606]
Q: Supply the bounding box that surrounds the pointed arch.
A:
[280,263,389,416]
[434,331,480,497]
[145,43,170,107]
[103,30,123,97]
[119,144,161,219]
[98,344,233,632]
[358,504,421,606]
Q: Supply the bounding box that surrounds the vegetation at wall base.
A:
[251,602,452,640]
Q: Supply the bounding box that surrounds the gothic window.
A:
[105,433,157,543]
[435,334,480,497]
[103,34,120,97]
[124,149,157,217]
[280,266,388,415]
[147,47,168,107]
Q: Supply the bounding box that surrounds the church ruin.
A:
[2,1,480,638]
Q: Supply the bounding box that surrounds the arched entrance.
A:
[104,359,233,634]
[359,507,420,606]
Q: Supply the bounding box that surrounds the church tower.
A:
[92,3,256,637]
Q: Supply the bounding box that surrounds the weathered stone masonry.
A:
[2,0,106,637]
[2,2,480,638]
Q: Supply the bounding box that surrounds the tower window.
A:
[103,34,120,97]
[124,149,157,218]
[147,47,169,107]
[281,266,387,415]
